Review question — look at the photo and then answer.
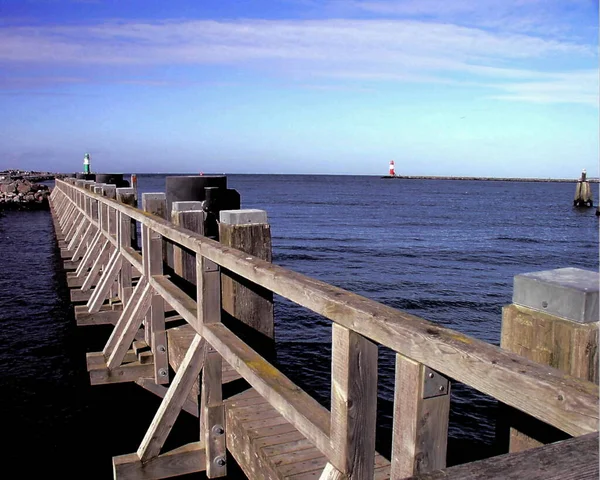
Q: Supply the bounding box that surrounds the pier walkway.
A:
[49,178,598,479]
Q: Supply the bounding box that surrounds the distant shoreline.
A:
[380,175,599,183]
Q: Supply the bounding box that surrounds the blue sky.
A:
[1,0,598,176]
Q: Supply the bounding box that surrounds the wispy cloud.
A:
[0,14,596,105]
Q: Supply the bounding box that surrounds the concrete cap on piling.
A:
[513,267,599,324]
[116,187,135,195]
[172,201,203,212]
[220,209,268,225]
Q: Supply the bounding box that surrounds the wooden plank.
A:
[87,249,123,313]
[171,206,204,284]
[81,238,111,292]
[76,307,123,326]
[408,432,599,480]
[330,324,378,479]
[87,351,137,368]
[89,361,154,385]
[204,322,332,459]
[75,230,102,277]
[107,281,153,369]
[71,223,96,262]
[391,354,449,477]
[113,442,206,480]
[137,335,207,462]
[103,277,149,358]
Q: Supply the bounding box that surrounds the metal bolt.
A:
[157,344,166,353]
[439,385,445,392]
[214,456,226,467]
[158,368,168,377]
[428,372,434,378]
[212,424,225,435]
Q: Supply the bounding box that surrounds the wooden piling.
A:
[500,267,599,452]
[219,209,274,339]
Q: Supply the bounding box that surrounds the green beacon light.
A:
[83,153,91,174]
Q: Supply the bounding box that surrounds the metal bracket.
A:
[422,367,450,399]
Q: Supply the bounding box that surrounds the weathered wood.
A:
[137,335,207,462]
[171,204,204,284]
[107,281,153,369]
[75,230,102,278]
[75,305,122,326]
[71,223,96,262]
[135,378,198,417]
[330,324,377,479]
[408,432,599,480]
[501,300,598,451]
[204,322,332,459]
[103,277,150,358]
[87,249,123,313]
[89,361,154,385]
[391,354,449,477]
[219,216,274,338]
[87,350,137,368]
[113,442,206,480]
[319,463,346,480]
[203,348,226,478]
[81,239,111,292]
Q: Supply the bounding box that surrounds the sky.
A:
[0,0,598,177]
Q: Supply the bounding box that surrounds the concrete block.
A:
[513,267,599,324]
[220,209,268,225]
[172,201,203,212]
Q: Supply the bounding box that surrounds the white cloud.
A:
[0,17,596,105]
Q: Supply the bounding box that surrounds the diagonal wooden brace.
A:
[87,249,123,313]
[137,334,207,463]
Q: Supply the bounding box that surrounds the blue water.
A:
[1,174,598,477]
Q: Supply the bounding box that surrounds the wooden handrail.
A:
[55,179,600,439]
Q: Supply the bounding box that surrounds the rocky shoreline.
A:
[0,179,52,210]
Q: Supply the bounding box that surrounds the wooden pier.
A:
[49,178,599,479]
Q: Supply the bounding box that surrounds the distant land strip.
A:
[381,175,599,183]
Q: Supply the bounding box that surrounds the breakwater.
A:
[0,179,51,209]
[381,175,600,182]
[46,176,599,479]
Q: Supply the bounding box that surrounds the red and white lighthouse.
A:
[389,160,395,176]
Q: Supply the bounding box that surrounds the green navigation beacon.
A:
[83,153,91,174]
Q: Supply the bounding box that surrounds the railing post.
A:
[171,201,204,285]
[116,187,135,306]
[196,214,226,478]
[391,354,450,477]
[218,209,274,340]
[500,267,599,452]
[142,193,169,384]
[330,324,378,479]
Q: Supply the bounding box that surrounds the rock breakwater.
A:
[0,179,51,210]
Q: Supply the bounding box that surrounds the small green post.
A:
[83,153,91,174]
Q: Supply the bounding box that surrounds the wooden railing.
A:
[50,178,599,480]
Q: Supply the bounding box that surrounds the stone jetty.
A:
[0,179,51,209]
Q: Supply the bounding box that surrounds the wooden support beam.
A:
[87,249,123,313]
[113,442,206,480]
[319,463,346,480]
[75,305,122,326]
[103,277,151,359]
[71,223,96,262]
[171,202,204,284]
[89,361,154,385]
[75,230,102,278]
[87,351,137,369]
[81,238,111,292]
[330,324,378,479]
[391,354,450,478]
[107,281,153,370]
[137,335,207,463]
